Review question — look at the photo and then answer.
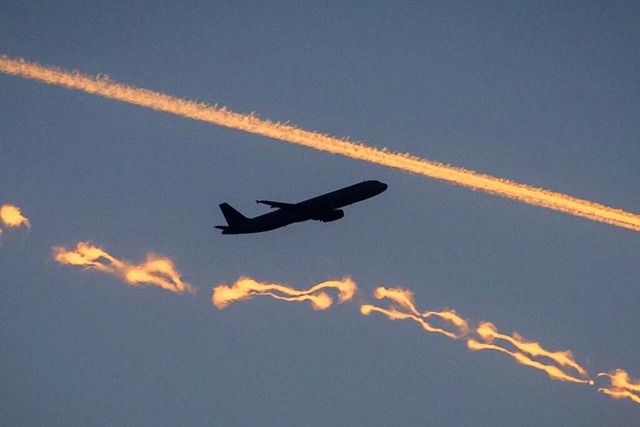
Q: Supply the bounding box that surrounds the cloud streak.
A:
[53,242,195,293]
[213,276,357,310]
[1,55,639,232]
[358,284,640,404]
[597,369,640,404]
[360,286,469,339]
[212,277,639,404]
[467,321,591,385]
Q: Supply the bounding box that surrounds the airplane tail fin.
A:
[218,203,248,226]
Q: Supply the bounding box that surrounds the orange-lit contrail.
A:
[53,241,195,293]
[597,369,640,404]
[0,204,31,230]
[213,276,357,310]
[474,321,588,377]
[358,285,640,405]
[466,340,591,384]
[362,286,590,383]
[467,322,591,385]
[1,55,639,232]
[360,287,468,339]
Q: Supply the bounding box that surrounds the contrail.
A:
[53,241,195,293]
[360,286,469,339]
[0,204,31,230]
[473,321,588,377]
[1,55,639,232]
[359,284,640,404]
[598,370,640,404]
[361,286,590,383]
[466,322,591,385]
[211,275,640,404]
[49,248,640,406]
[467,339,591,385]
[212,276,357,310]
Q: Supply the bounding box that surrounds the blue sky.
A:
[1,1,639,425]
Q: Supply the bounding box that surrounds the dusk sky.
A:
[1,1,639,425]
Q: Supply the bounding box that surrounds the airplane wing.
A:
[256,200,297,210]
[255,199,343,222]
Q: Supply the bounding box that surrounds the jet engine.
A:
[315,209,345,222]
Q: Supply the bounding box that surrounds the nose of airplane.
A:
[374,180,388,193]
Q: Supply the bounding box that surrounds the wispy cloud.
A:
[598,369,640,404]
[358,283,640,403]
[361,287,468,339]
[212,276,639,403]
[467,321,591,385]
[361,284,592,385]
[53,241,195,294]
[213,276,357,310]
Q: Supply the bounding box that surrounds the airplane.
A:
[215,180,388,234]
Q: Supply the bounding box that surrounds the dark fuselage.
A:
[215,180,387,234]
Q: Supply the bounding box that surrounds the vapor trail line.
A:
[597,370,640,404]
[360,286,469,339]
[359,285,640,404]
[53,242,195,294]
[212,276,357,310]
[2,55,638,232]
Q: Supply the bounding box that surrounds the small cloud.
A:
[0,204,31,230]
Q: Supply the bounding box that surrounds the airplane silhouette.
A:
[215,180,388,234]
